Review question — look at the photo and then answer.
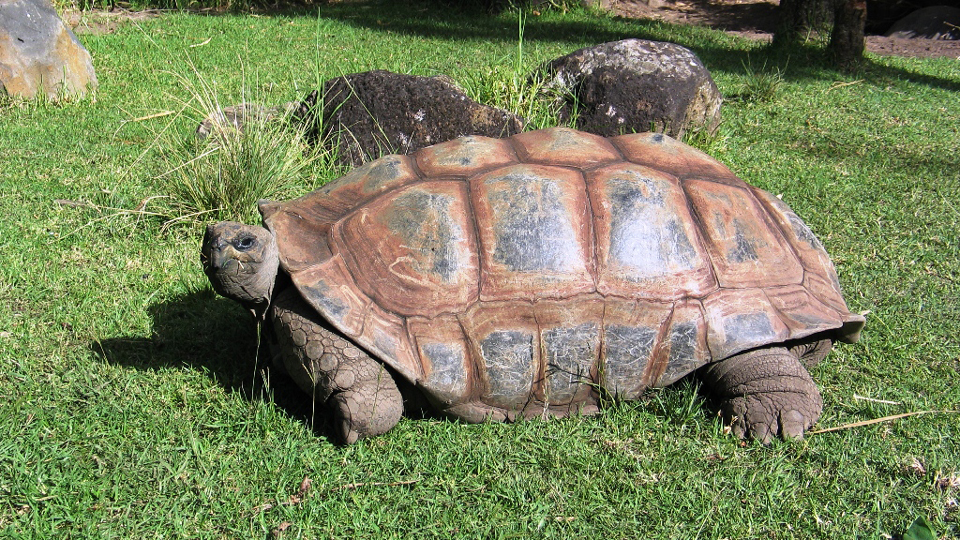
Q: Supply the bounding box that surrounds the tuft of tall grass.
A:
[732,58,786,103]
[457,65,572,130]
[158,115,330,226]
[457,9,574,129]
[153,69,339,227]
[682,123,729,156]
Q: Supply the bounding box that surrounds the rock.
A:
[866,0,951,34]
[0,0,97,100]
[301,70,525,167]
[196,102,300,139]
[532,39,722,138]
[884,6,960,40]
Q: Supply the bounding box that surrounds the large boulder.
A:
[0,0,97,100]
[884,6,960,40]
[866,0,952,34]
[302,70,525,167]
[533,39,722,138]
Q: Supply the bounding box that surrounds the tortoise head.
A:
[201,221,279,320]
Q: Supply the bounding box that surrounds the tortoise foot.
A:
[328,354,403,444]
[701,346,823,444]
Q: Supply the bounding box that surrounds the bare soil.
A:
[65,8,160,35]
[610,0,960,59]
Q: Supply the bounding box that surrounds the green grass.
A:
[155,90,335,225]
[2,1,959,537]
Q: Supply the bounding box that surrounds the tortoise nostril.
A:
[206,251,231,271]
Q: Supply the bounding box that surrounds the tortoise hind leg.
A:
[700,346,822,444]
[271,288,403,444]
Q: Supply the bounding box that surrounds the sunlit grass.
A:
[1,1,958,537]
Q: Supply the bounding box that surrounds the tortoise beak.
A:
[201,228,232,273]
[204,246,240,275]
[205,249,227,272]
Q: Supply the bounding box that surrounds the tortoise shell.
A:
[260,128,864,420]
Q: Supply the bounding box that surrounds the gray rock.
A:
[533,39,722,138]
[196,102,301,139]
[300,70,525,167]
[884,5,960,40]
[0,0,97,100]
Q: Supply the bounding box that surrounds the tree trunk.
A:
[829,0,867,68]
[773,0,832,47]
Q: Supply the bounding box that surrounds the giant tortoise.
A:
[201,127,864,443]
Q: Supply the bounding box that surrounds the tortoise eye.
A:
[235,236,256,251]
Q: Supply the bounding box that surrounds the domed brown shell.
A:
[260,128,864,420]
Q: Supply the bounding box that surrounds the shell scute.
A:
[415,135,517,178]
[512,127,621,168]
[702,288,792,360]
[684,178,803,289]
[599,299,675,399]
[292,256,368,337]
[322,154,419,204]
[460,300,539,411]
[765,284,844,336]
[408,314,472,407]
[750,187,838,281]
[803,272,856,323]
[655,299,710,386]
[360,302,422,382]
[264,155,420,273]
[472,164,595,301]
[535,298,605,405]
[613,132,743,185]
[336,181,479,318]
[588,162,715,299]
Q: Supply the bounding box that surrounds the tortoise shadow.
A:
[91,287,344,441]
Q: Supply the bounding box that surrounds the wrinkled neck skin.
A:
[202,222,280,320]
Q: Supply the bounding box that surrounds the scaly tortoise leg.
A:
[271,288,403,444]
[700,345,824,444]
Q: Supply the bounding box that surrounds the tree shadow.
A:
[290,0,960,93]
[139,0,957,92]
[328,1,960,95]
[91,287,342,440]
[720,40,960,94]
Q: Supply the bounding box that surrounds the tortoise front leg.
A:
[271,288,403,444]
[789,337,832,369]
[700,345,823,443]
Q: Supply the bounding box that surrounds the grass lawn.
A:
[1,1,958,537]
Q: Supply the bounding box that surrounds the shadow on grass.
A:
[118,0,960,92]
[291,0,960,92]
[91,287,342,440]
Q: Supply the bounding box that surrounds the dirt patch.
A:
[609,0,960,59]
[864,34,960,58]
[63,8,160,36]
